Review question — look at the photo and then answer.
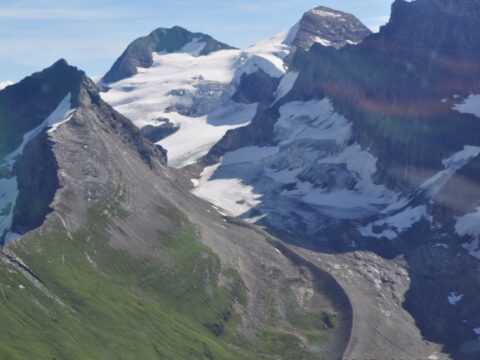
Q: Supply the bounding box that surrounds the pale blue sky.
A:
[0,0,393,82]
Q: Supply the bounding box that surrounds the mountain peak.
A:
[286,5,372,50]
[51,58,69,68]
[102,26,235,83]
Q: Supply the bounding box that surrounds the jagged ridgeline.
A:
[0,60,350,359]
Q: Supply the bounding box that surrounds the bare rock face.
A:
[102,26,235,83]
[231,70,281,105]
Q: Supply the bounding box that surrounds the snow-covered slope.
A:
[101,8,371,168]
[102,48,254,167]
[101,28,300,167]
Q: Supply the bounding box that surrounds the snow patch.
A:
[237,31,292,78]
[462,239,480,260]
[0,81,13,90]
[359,206,431,240]
[454,94,480,118]
[193,146,278,217]
[283,22,300,46]
[456,207,480,239]
[447,292,463,305]
[276,99,352,146]
[193,165,260,217]
[455,207,480,260]
[181,39,206,56]
[311,9,342,18]
[274,72,298,102]
[421,146,480,198]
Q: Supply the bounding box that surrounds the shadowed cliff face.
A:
[12,132,59,235]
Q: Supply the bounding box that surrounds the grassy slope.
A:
[0,199,320,359]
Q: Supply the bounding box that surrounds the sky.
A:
[0,0,394,82]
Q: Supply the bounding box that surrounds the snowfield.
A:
[101,24,311,168]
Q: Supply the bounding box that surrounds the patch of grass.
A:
[0,197,325,359]
[281,280,335,349]
[287,309,337,332]
[223,268,248,307]
[306,331,328,346]
[255,329,316,360]
[0,200,249,359]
